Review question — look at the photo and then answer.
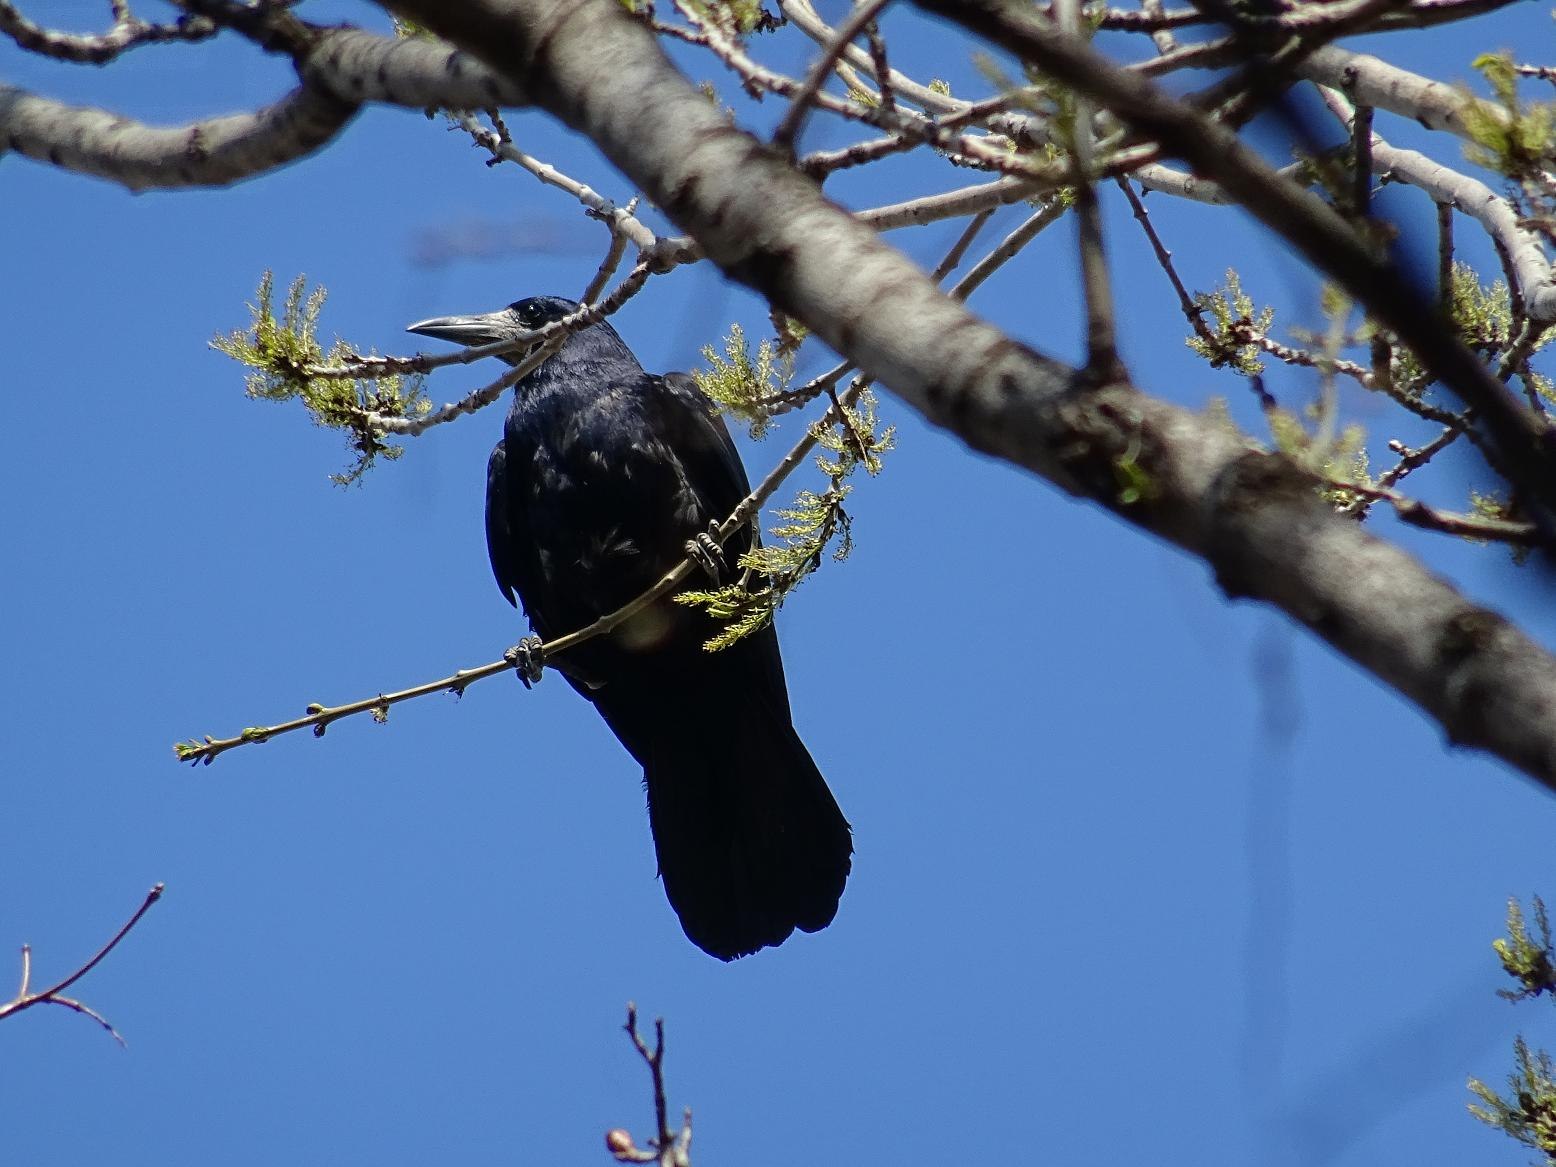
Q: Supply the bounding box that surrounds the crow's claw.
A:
[504,636,546,688]
[685,529,728,583]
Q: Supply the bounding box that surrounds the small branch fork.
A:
[0,884,165,1046]
[0,0,216,64]
[605,1005,691,1167]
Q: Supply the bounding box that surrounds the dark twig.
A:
[797,93,1022,177]
[1349,101,1374,220]
[1437,202,1454,306]
[1075,179,1122,381]
[1327,476,1541,545]
[1116,177,1214,344]
[609,1005,692,1167]
[1378,423,1463,488]
[1340,422,1462,517]
[0,884,165,1045]
[864,19,895,116]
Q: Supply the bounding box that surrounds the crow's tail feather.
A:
[635,680,852,961]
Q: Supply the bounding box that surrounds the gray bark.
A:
[0,27,518,191]
[0,81,354,190]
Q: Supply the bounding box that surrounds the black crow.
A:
[407,296,852,960]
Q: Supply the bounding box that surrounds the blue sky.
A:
[4,3,1555,1165]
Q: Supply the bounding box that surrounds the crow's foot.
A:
[504,636,546,689]
[684,528,728,583]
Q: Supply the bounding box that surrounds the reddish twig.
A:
[0,884,166,1045]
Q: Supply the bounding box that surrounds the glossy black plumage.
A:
[407,296,852,960]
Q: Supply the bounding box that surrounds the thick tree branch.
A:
[299,27,526,109]
[1295,45,1510,144]
[0,23,523,190]
[0,80,355,190]
[372,0,1556,787]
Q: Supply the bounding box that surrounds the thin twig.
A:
[0,884,165,1045]
[461,111,659,251]
[1437,202,1454,305]
[1373,423,1463,491]
[799,94,1017,178]
[1326,477,1541,544]
[929,210,995,281]
[582,202,637,306]
[1115,177,1213,344]
[947,200,1069,300]
[773,0,892,155]
[611,1005,691,1167]
[864,19,895,116]
[1075,180,1122,380]
[1230,323,1374,386]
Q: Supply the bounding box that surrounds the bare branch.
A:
[1116,177,1214,345]
[0,885,165,1045]
[1327,477,1541,545]
[0,17,527,191]
[457,111,658,251]
[612,1005,691,1167]
[0,2,216,63]
[948,201,1069,300]
[1297,45,1509,144]
[0,81,355,191]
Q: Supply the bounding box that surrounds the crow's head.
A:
[407,294,619,368]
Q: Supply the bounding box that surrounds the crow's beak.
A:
[405,310,511,348]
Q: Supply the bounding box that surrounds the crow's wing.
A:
[486,436,549,624]
[655,372,754,553]
[489,371,764,650]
